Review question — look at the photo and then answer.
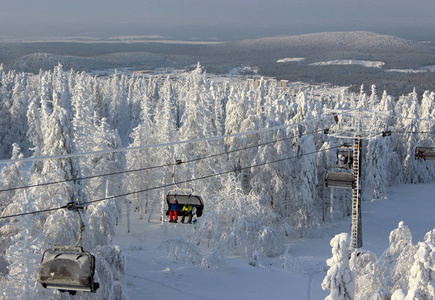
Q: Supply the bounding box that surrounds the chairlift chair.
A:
[333,144,353,169]
[415,147,435,161]
[37,202,99,295]
[166,188,204,218]
[325,169,355,189]
[37,246,99,294]
[324,144,356,189]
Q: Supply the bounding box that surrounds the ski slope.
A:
[113,182,435,300]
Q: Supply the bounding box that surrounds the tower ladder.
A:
[350,138,362,249]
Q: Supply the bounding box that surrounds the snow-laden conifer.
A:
[405,229,435,299]
[0,146,46,298]
[350,250,389,300]
[381,221,416,292]
[322,233,355,300]
[2,190,46,299]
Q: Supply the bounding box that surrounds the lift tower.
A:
[324,108,389,250]
[350,138,362,249]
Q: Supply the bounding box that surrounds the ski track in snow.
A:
[307,263,327,300]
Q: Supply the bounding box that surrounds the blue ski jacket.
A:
[170,203,180,211]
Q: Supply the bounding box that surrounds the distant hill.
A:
[1,31,434,96]
[229,31,430,52]
[184,32,435,95]
[184,31,434,68]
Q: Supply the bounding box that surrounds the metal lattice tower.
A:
[350,138,362,249]
[324,108,390,250]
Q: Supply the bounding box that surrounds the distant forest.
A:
[1,31,435,97]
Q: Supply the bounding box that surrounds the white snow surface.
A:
[113,182,435,300]
[276,58,305,63]
[386,65,435,73]
[309,60,385,68]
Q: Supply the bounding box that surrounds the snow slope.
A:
[276,58,305,63]
[386,65,435,73]
[113,182,435,300]
[309,60,385,68]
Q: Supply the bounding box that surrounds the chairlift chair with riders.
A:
[166,187,204,218]
[165,158,205,221]
[325,145,355,189]
[333,144,353,169]
[415,146,435,161]
[37,202,99,295]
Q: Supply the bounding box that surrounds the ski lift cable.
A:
[0,108,428,167]
[80,144,346,207]
[0,112,341,166]
[391,131,435,135]
[1,129,389,221]
[0,202,73,220]
[0,129,324,194]
[0,141,353,221]
[328,107,435,125]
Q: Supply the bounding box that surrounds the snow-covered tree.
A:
[1,189,45,299]
[0,144,26,277]
[362,136,390,201]
[322,233,355,300]
[381,221,416,292]
[7,74,30,157]
[350,250,389,300]
[405,229,435,300]
[126,89,159,221]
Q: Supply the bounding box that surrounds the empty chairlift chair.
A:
[166,188,204,218]
[37,202,99,295]
[415,147,435,161]
[37,246,99,294]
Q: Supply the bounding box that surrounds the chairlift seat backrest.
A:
[325,171,355,189]
[37,246,98,293]
[166,188,204,217]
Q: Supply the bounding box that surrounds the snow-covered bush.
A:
[269,247,306,275]
[159,238,203,264]
[257,226,284,257]
[201,248,227,269]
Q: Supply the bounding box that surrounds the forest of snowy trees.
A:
[0,62,435,299]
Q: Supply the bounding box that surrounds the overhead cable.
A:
[0,141,345,221]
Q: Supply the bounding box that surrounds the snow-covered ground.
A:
[309,60,385,68]
[276,58,305,63]
[386,65,435,73]
[113,182,435,300]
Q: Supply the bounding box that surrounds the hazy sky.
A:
[1,0,435,41]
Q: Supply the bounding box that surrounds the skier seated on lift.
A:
[342,155,348,166]
[169,199,180,223]
[338,154,346,166]
[180,204,193,224]
[416,149,425,160]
